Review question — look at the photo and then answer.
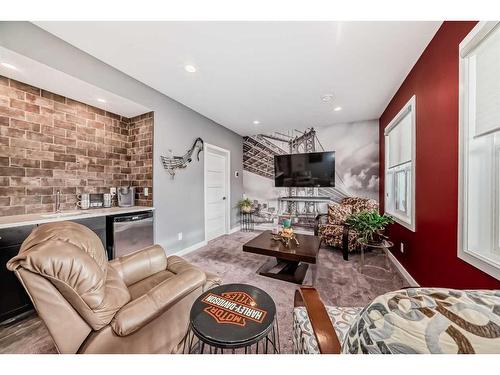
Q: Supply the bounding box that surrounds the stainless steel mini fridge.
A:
[107,211,154,259]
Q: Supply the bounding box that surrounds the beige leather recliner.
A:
[7,221,221,354]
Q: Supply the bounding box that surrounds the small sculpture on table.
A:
[271,218,299,248]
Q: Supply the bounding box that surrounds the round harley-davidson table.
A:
[184,283,280,354]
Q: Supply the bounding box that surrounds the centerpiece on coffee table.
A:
[271,218,299,248]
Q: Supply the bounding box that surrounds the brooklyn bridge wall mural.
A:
[242,120,379,227]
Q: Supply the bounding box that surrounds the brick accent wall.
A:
[128,112,153,206]
[0,75,153,216]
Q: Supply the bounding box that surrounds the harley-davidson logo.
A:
[201,291,267,327]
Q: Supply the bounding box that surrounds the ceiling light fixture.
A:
[321,94,334,102]
[334,106,342,112]
[253,120,260,125]
[0,62,18,71]
[184,64,197,73]
[97,98,107,103]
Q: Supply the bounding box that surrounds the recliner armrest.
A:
[166,255,201,275]
[111,267,206,336]
[110,245,167,286]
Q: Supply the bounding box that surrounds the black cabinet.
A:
[0,225,35,325]
[72,216,107,256]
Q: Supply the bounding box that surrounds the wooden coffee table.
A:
[242,230,321,285]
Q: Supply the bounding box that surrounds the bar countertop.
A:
[0,206,155,230]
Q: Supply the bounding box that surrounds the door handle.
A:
[222,197,226,200]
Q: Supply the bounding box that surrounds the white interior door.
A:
[205,147,229,241]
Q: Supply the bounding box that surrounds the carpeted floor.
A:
[185,230,408,354]
[0,230,407,354]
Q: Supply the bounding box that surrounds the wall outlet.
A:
[110,187,116,195]
[144,187,149,196]
[178,232,183,241]
[400,242,405,253]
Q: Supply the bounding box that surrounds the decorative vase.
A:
[283,218,292,228]
[241,206,252,213]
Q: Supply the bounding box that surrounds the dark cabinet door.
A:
[0,225,35,324]
[71,217,107,256]
[0,244,33,323]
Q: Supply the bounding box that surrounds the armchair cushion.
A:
[293,306,362,354]
[110,245,167,286]
[341,197,378,214]
[318,223,358,251]
[111,267,206,336]
[327,202,352,225]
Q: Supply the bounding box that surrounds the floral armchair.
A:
[314,197,378,260]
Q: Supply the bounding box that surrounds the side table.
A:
[358,239,394,279]
[241,211,255,232]
[184,283,280,354]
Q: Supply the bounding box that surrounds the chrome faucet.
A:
[55,190,61,213]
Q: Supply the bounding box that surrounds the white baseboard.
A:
[229,225,241,234]
[386,250,420,287]
[172,240,208,257]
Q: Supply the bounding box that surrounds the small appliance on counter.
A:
[117,186,135,207]
[89,194,104,208]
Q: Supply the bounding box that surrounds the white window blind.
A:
[471,24,500,137]
[384,95,416,232]
[386,111,412,168]
[459,21,500,281]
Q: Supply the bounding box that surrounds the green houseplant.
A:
[345,210,394,245]
[238,198,253,213]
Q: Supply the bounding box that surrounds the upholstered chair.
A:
[7,221,221,354]
[293,287,500,354]
[314,197,378,260]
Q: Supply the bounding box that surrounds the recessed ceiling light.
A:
[321,94,334,102]
[334,106,342,112]
[0,62,18,71]
[97,98,106,103]
[253,120,260,125]
[184,64,197,73]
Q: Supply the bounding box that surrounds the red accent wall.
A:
[379,21,500,289]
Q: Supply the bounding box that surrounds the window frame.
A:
[384,95,416,232]
[458,21,500,280]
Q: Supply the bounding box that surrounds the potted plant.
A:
[345,210,394,245]
[238,198,253,213]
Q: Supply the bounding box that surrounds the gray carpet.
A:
[185,231,408,354]
[0,230,407,354]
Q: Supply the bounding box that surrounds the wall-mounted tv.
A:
[274,151,335,187]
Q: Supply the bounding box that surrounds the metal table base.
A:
[183,318,280,354]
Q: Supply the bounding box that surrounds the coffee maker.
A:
[117,186,135,207]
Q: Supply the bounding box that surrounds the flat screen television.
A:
[274,151,335,187]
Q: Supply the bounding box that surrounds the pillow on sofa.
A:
[328,202,352,225]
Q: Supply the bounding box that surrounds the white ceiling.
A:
[35,21,442,135]
[0,46,150,117]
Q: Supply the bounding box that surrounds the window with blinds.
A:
[459,21,500,281]
[384,95,416,231]
[471,24,500,137]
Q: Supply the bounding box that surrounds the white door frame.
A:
[204,143,231,242]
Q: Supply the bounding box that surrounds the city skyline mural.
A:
[242,120,379,226]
